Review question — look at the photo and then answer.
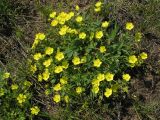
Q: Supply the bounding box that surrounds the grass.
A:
[0,0,160,120]
[108,0,160,35]
[133,99,160,120]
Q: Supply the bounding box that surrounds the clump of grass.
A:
[133,99,160,120]
[108,0,160,38]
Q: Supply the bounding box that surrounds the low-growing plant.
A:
[0,0,149,119]
[0,69,26,120]
[29,0,147,115]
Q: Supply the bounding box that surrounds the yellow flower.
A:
[95,31,103,39]
[97,73,105,81]
[60,77,67,85]
[65,13,72,21]
[81,56,87,63]
[55,51,64,61]
[79,32,86,39]
[58,19,65,25]
[30,106,40,115]
[139,52,148,60]
[0,88,5,97]
[56,12,73,24]
[76,87,83,94]
[17,94,26,104]
[122,74,131,81]
[45,47,54,55]
[11,84,18,90]
[62,61,69,69]
[72,29,78,34]
[45,89,50,95]
[128,55,137,64]
[64,95,69,103]
[33,53,42,61]
[93,59,102,67]
[99,46,106,53]
[130,64,135,68]
[76,16,83,23]
[68,29,78,34]
[35,33,45,40]
[51,19,58,26]
[92,86,99,94]
[42,69,50,81]
[31,39,39,49]
[24,81,32,87]
[102,21,109,28]
[104,88,112,97]
[72,56,81,65]
[94,7,101,12]
[67,28,72,33]
[59,25,69,36]
[38,74,43,82]
[105,72,114,81]
[54,66,63,73]
[68,12,75,18]
[3,72,10,79]
[95,1,102,7]
[91,79,100,86]
[135,32,142,42]
[30,64,37,73]
[49,12,56,18]
[57,12,67,24]
[53,83,62,91]
[43,58,52,67]
[53,94,61,103]
[126,22,134,30]
[75,5,80,11]
[48,18,51,21]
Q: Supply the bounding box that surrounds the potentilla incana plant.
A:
[29,0,147,111]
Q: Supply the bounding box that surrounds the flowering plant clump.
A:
[29,1,147,106]
[0,69,36,119]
